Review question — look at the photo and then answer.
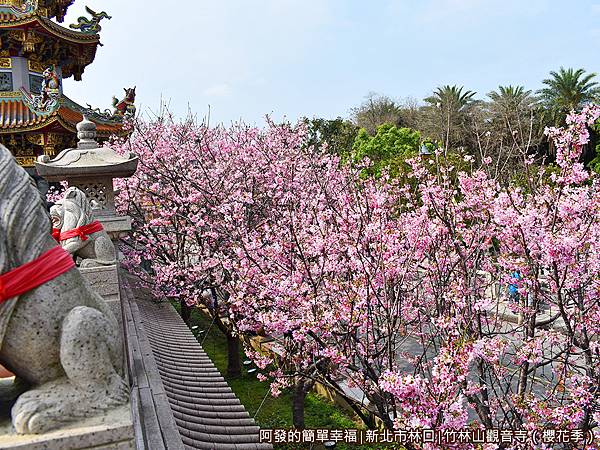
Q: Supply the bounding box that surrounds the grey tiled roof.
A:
[122,277,272,450]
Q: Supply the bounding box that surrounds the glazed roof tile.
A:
[57,105,122,133]
[121,277,272,450]
[0,93,123,135]
[38,15,100,43]
[0,98,45,129]
[0,1,75,23]
[0,14,100,43]
[0,11,100,79]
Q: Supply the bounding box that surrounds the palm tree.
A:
[488,85,536,113]
[423,85,477,150]
[487,85,539,135]
[486,85,546,160]
[424,85,477,111]
[538,67,600,113]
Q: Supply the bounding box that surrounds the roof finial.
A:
[77,115,98,149]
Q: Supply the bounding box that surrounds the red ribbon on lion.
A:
[54,221,103,242]
[0,246,75,303]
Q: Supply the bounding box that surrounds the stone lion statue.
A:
[0,144,128,434]
[50,187,116,268]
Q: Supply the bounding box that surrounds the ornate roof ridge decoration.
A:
[0,0,38,18]
[0,92,126,134]
[62,95,123,124]
[0,0,78,22]
[56,88,137,124]
[38,14,101,42]
[0,15,102,44]
[20,63,60,116]
[111,87,136,120]
[0,90,24,99]
[57,96,129,136]
[69,6,110,34]
[20,87,59,116]
[21,0,37,13]
[0,0,67,23]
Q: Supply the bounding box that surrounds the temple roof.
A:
[40,0,76,22]
[0,14,100,42]
[0,1,75,22]
[0,6,101,79]
[0,92,123,136]
[40,15,100,43]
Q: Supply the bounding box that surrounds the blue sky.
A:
[62,0,600,126]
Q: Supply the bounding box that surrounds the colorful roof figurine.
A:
[0,0,107,80]
[0,0,80,24]
[0,90,126,137]
[0,75,135,167]
[0,1,135,171]
[0,0,75,22]
[68,6,110,34]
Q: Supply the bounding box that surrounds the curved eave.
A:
[0,100,58,133]
[0,96,123,136]
[0,114,58,133]
[56,100,125,137]
[0,114,122,137]
[38,16,101,44]
[0,15,101,45]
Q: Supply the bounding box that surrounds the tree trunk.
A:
[326,376,375,428]
[180,299,191,326]
[226,334,241,377]
[292,378,313,429]
[211,309,242,379]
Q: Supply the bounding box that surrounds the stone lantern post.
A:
[35,116,138,304]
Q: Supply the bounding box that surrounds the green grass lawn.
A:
[178,305,401,450]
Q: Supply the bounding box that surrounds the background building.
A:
[0,0,130,191]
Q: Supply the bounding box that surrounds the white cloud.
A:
[203,83,232,98]
[592,4,600,13]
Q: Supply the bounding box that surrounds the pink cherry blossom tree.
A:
[114,116,249,376]
[376,104,600,446]
[223,105,600,438]
[113,114,348,387]
[115,104,600,445]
